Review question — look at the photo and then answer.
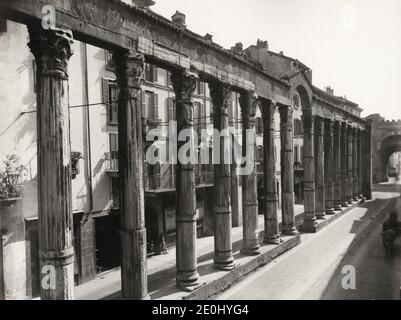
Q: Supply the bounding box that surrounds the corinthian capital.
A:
[28,25,74,79]
[113,50,145,89]
[171,70,198,105]
[209,82,231,114]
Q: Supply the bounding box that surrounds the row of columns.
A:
[301,114,372,232]
[27,25,372,300]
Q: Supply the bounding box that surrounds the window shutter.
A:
[166,71,171,87]
[141,90,146,118]
[102,78,110,104]
[168,97,174,122]
[153,66,158,83]
[153,93,159,119]
[200,82,205,95]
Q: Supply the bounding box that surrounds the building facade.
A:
[0,0,372,300]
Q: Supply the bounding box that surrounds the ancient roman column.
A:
[300,109,317,232]
[353,127,359,200]
[28,26,75,300]
[363,121,373,200]
[341,122,349,207]
[315,117,326,218]
[324,119,335,214]
[262,101,281,243]
[279,105,298,235]
[113,50,148,300]
[239,91,260,255]
[357,129,363,198]
[333,121,342,210]
[210,82,235,270]
[347,125,354,204]
[170,70,202,290]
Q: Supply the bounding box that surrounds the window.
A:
[144,91,159,119]
[109,134,118,160]
[293,94,300,110]
[102,79,119,125]
[104,50,115,71]
[294,119,303,136]
[294,145,299,163]
[196,80,205,96]
[167,97,176,121]
[145,64,158,83]
[194,101,205,137]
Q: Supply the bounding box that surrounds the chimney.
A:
[204,33,213,43]
[172,10,186,28]
[325,86,334,95]
[231,42,243,54]
[256,39,268,50]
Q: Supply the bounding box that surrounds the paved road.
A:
[217,183,401,300]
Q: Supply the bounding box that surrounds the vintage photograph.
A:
[0,0,400,303]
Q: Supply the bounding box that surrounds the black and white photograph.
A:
[0,0,400,306]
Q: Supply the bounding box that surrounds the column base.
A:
[341,201,349,208]
[177,271,202,292]
[263,235,282,245]
[315,213,326,220]
[121,294,151,300]
[325,207,335,215]
[281,225,299,236]
[213,261,236,271]
[334,204,342,211]
[299,219,317,233]
[240,246,261,256]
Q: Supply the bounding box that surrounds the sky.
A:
[152,0,401,120]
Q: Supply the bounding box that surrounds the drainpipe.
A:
[81,43,94,217]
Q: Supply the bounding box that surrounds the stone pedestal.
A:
[0,199,27,300]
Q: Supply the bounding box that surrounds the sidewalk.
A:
[75,205,304,300]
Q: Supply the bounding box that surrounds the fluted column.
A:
[357,129,363,198]
[362,121,373,200]
[28,26,75,300]
[315,117,325,218]
[239,91,260,255]
[353,127,359,200]
[210,82,235,271]
[340,122,349,207]
[113,50,148,300]
[333,121,342,210]
[279,105,298,235]
[300,110,317,232]
[171,70,202,291]
[347,125,354,204]
[262,101,281,243]
[324,119,335,214]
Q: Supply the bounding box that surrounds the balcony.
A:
[105,152,119,177]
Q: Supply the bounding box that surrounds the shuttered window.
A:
[144,64,158,83]
[102,78,119,125]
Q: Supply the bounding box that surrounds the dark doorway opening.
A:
[95,214,121,274]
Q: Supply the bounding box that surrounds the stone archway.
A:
[377,135,401,182]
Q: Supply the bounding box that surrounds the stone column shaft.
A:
[300,111,317,232]
[171,70,202,291]
[347,125,354,203]
[324,120,335,214]
[333,121,342,210]
[341,123,349,207]
[113,51,148,300]
[210,82,235,271]
[315,117,325,218]
[362,122,373,200]
[279,106,297,235]
[239,92,260,255]
[28,26,75,300]
[357,130,363,197]
[262,101,281,243]
[353,128,359,200]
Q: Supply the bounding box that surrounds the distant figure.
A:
[159,233,168,255]
[382,211,401,233]
[148,241,155,255]
[382,211,401,256]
